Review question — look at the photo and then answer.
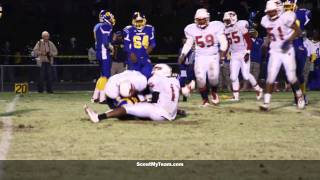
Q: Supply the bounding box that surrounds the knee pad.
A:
[196,77,206,89]
[96,77,108,91]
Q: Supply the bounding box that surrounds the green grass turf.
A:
[0,91,319,160]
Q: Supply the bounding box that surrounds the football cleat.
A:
[228,96,240,102]
[91,98,99,103]
[181,80,196,97]
[259,103,270,111]
[199,99,210,108]
[83,104,99,123]
[297,95,306,110]
[256,88,263,100]
[211,93,220,105]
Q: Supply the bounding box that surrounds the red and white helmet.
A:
[223,11,238,26]
[194,8,210,29]
[265,0,283,20]
[119,80,135,97]
[152,64,172,77]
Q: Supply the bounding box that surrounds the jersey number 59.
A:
[195,34,214,48]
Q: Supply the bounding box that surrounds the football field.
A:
[0,91,320,160]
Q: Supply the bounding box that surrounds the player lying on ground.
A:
[84,64,188,123]
[260,0,305,111]
[101,70,148,109]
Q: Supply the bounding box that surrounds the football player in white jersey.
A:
[102,70,148,109]
[84,64,182,122]
[223,11,263,101]
[260,0,305,111]
[178,8,228,107]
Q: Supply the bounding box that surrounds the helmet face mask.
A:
[132,12,147,30]
[265,1,281,20]
[194,8,210,29]
[223,11,237,27]
[267,9,279,20]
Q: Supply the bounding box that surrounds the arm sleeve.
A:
[149,26,156,49]
[243,33,252,51]
[123,27,131,53]
[218,34,228,52]
[305,9,311,26]
[181,27,194,55]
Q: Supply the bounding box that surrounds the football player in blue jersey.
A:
[284,0,311,104]
[91,10,116,103]
[123,12,156,78]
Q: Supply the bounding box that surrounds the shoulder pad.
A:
[124,25,133,31]
[184,23,196,32]
[210,21,224,29]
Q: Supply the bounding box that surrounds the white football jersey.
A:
[184,21,225,56]
[105,70,147,98]
[148,75,180,120]
[303,38,320,58]
[224,20,249,53]
[261,11,296,52]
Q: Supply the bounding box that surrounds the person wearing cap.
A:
[111,31,127,75]
[33,31,58,93]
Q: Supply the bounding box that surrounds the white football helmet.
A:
[152,64,172,77]
[223,11,238,26]
[265,0,281,20]
[194,8,210,29]
[119,80,134,97]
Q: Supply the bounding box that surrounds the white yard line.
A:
[0,95,20,160]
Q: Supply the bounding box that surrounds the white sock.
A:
[232,81,240,99]
[92,88,99,100]
[264,93,272,104]
[99,90,106,102]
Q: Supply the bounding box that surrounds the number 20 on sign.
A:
[14,83,29,94]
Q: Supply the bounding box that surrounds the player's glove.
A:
[244,53,250,63]
[244,51,250,63]
[281,40,291,53]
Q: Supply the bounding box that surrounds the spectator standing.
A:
[33,31,58,93]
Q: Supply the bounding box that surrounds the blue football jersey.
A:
[94,22,113,52]
[250,38,264,63]
[294,8,311,47]
[123,25,156,60]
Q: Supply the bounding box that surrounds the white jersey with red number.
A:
[224,20,249,53]
[148,75,180,120]
[261,11,296,52]
[184,21,225,56]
